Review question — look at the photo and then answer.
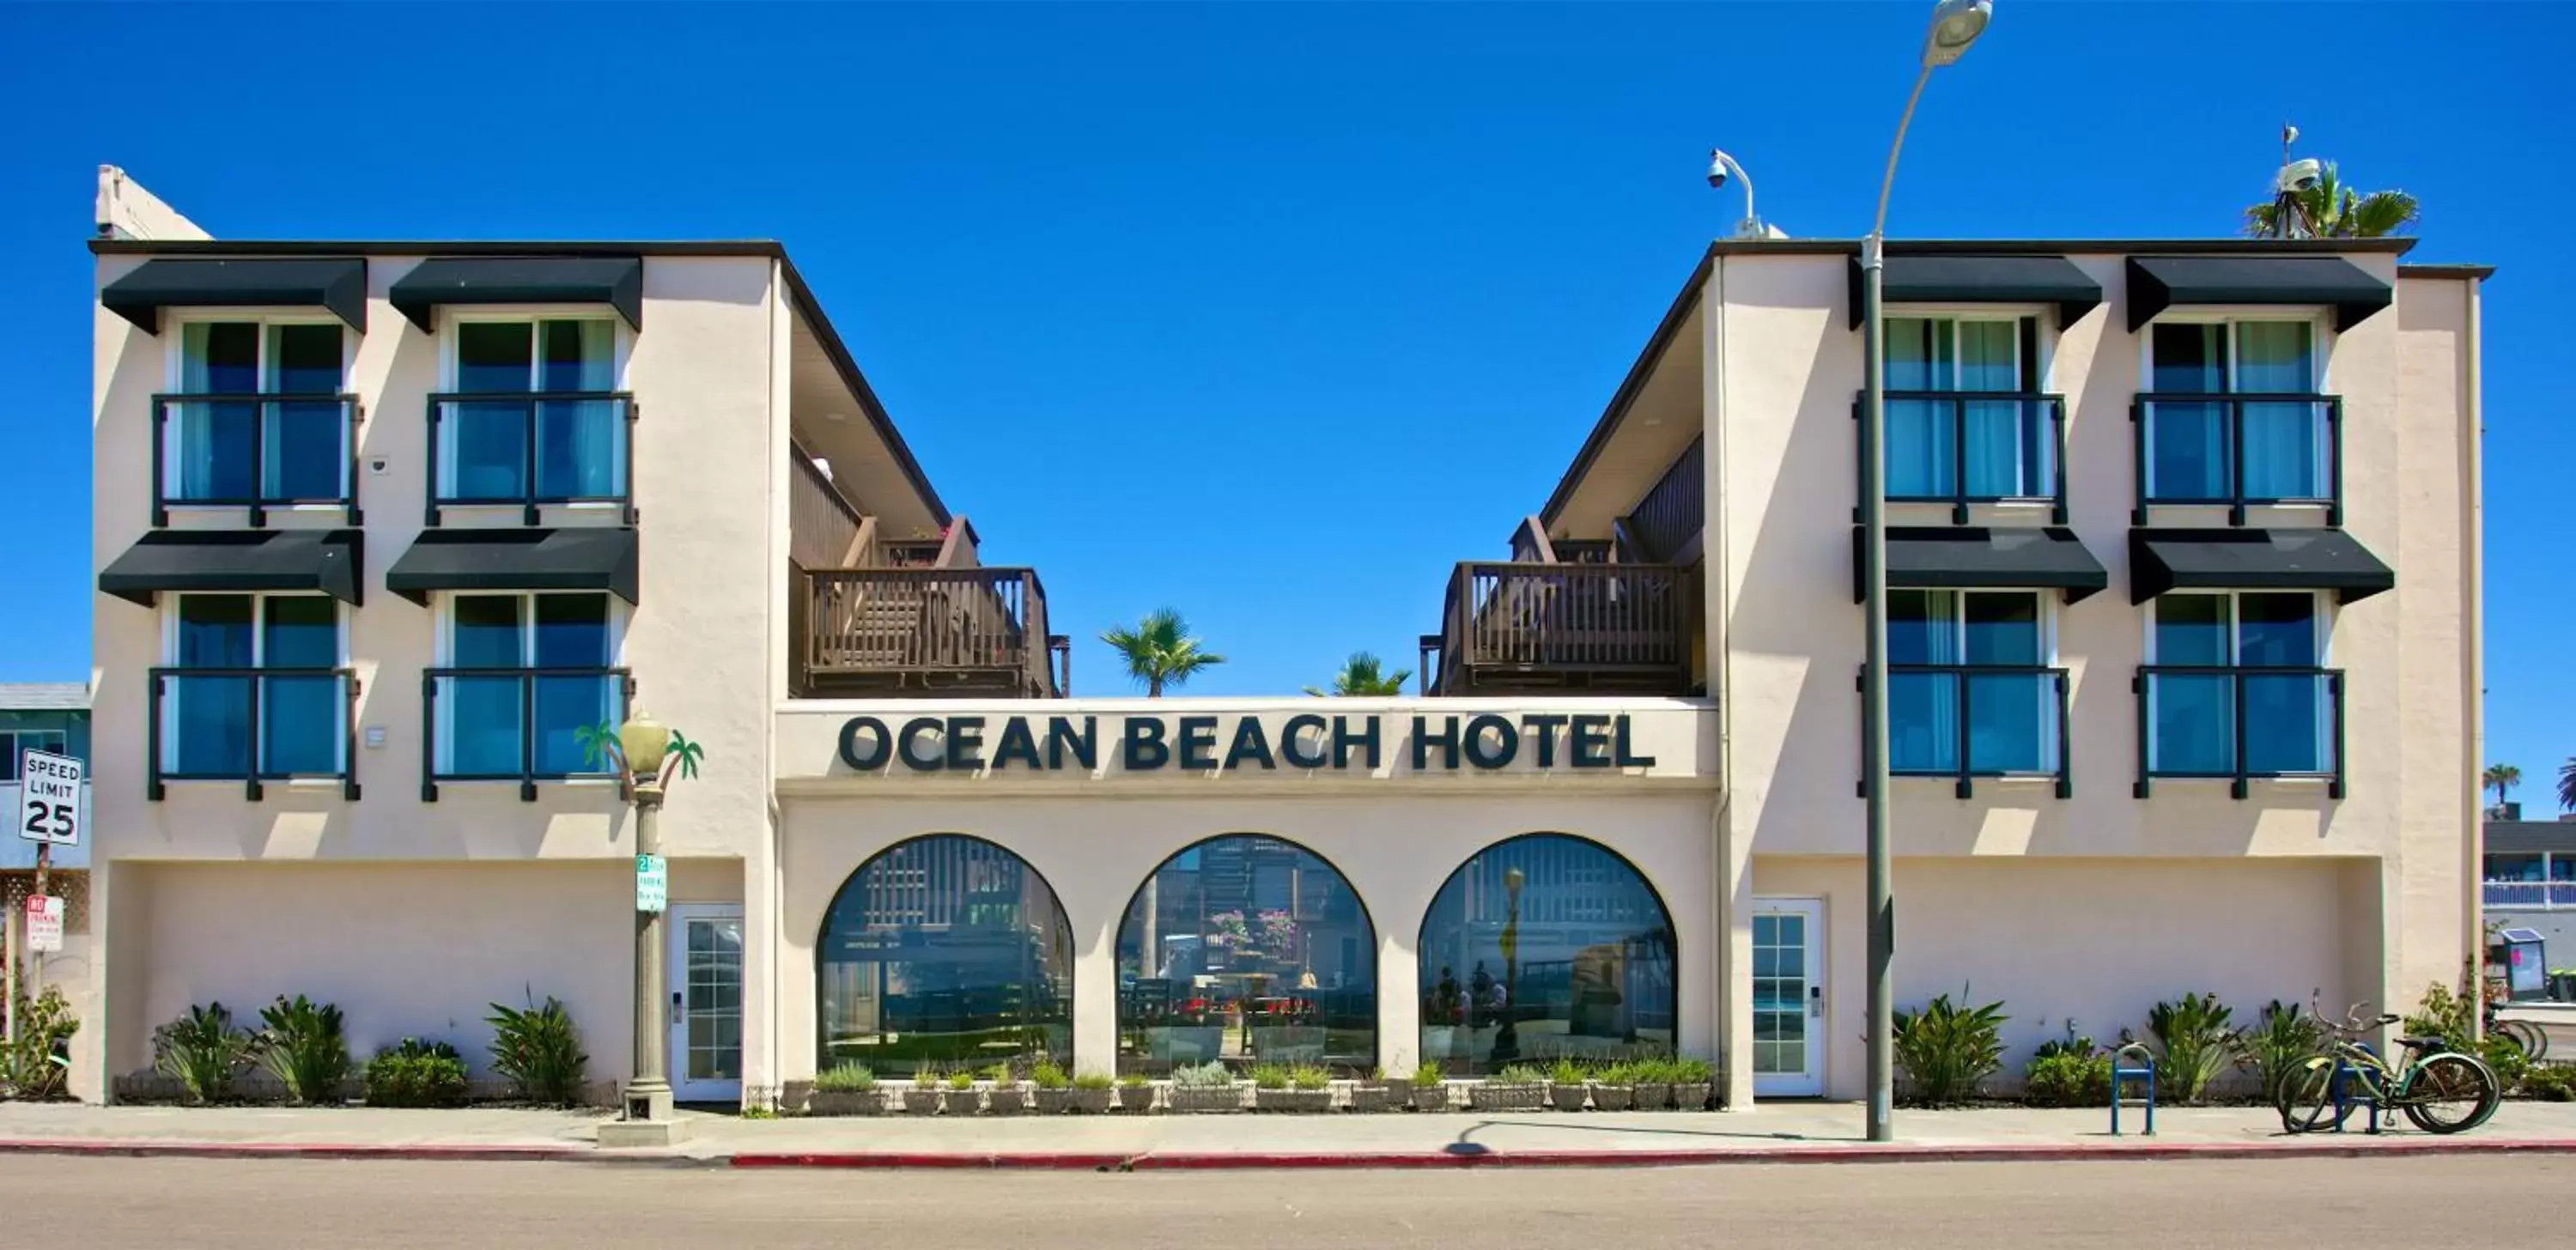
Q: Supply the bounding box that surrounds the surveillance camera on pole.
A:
[1705,148,1783,240]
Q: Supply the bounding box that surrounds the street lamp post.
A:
[605,710,683,1147]
[1861,0,1990,1144]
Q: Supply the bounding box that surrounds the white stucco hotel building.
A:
[78,171,2487,1109]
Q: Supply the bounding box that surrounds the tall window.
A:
[167,321,347,507]
[1114,835,1377,1076]
[441,319,624,504]
[437,592,617,780]
[816,835,1074,1077]
[161,593,343,778]
[1888,589,2057,777]
[2147,320,2326,504]
[1418,834,1675,1076]
[1886,315,2048,501]
[2148,592,2329,776]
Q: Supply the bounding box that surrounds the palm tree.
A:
[576,722,708,786]
[2244,161,2420,240]
[2561,757,2576,814]
[2483,763,2521,814]
[1100,609,1225,696]
[1304,652,1413,697]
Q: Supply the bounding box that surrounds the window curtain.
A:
[453,323,533,501]
[2149,324,2230,501]
[178,324,257,502]
[1962,593,2048,774]
[537,321,621,500]
[1888,591,1961,773]
[172,594,254,776]
[1956,321,2029,497]
[263,325,346,502]
[448,596,526,776]
[1884,319,1953,498]
[2151,596,2234,774]
[2235,323,2320,501]
[532,593,612,774]
[2237,592,2324,774]
[260,597,340,776]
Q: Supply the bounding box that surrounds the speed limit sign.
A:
[15,749,82,846]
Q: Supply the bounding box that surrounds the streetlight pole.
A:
[1862,0,1991,1145]
[604,710,683,1148]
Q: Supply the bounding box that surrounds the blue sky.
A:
[2,3,2567,796]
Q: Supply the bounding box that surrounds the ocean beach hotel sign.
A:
[835,711,1662,777]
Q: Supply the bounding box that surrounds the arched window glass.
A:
[817,834,1073,1077]
[1418,833,1676,1075]
[1115,834,1377,1076]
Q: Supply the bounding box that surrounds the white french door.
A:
[1751,898,1825,1097]
[668,903,745,1102]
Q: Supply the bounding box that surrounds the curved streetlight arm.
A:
[1866,64,1935,262]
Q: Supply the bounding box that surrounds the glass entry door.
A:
[668,903,744,1103]
[1751,899,1824,1097]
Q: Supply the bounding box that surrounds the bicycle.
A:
[2275,1005,2500,1136]
[2483,997,2550,1065]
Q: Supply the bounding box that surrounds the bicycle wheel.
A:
[2500,1019,2549,1065]
[2276,1054,2346,1134]
[2398,1053,2499,1134]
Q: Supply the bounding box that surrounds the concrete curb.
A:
[0,1138,672,1166]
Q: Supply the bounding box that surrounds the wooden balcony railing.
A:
[1627,435,1704,561]
[802,567,1059,697]
[789,444,874,570]
[1425,561,1691,695]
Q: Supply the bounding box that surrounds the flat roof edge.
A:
[90,239,788,258]
[1705,237,2421,257]
[2398,263,2494,281]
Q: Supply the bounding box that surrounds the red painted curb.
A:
[729,1138,2576,1170]
[0,1138,598,1164]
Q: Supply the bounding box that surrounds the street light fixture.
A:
[1859,0,1990,1146]
[612,709,680,1144]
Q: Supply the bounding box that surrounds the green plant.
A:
[2243,159,2419,239]
[1250,1063,1291,1090]
[945,1068,977,1091]
[485,994,588,1107]
[1030,1060,1071,1090]
[2404,980,2477,1048]
[1073,1071,1115,1092]
[1369,1065,1388,1083]
[152,1002,264,1104]
[2239,1000,2327,1104]
[1411,1059,1445,1088]
[1099,609,1225,696]
[1590,1061,1637,1087]
[362,1037,467,1108]
[814,1062,878,1094]
[2029,1019,2096,1065]
[1290,1065,1330,1092]
[739,1103,776,1120]
[257,994,351,1105]
[978,1062,1012,1083]
[2519,1065,2576,1101]
[1892,992,2008,1107]
[1171,1060,1235,1089]
[1304,652,1411,697]
[1546,1057,1586,1086]
[1668,1057,1715,1083]
[1,984,79,1101]
[1492,1064,1546,1086]
[2022,1053,2111,1107]
[1117,1071,1150,1089]
[2143,992,2239,1104]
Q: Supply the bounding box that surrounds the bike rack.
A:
[2110,1042,2155,1136]
[2332,1044,2385,1134]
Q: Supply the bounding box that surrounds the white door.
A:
[669,903,744,1103]
[1752,899,1825,1097]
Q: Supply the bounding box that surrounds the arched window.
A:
[1418,833,1676,1075]
[1115,834,1377,1076]
[816,834,1073,1077]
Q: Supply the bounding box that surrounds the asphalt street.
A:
[12,1154,2567,1248]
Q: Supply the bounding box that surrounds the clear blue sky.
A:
[2,3,2566,794]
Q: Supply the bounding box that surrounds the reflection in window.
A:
[1115,835,1376,1076]
[1418,834,1676,1075]
[816,835,1072,1078]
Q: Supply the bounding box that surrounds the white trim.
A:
[158,313,356,503]
[158,591,349,778]
[1887,588,2059,777]
[2142,590,2333,776]
[434,313,630,500]
[2138,313,2332,505]
[431,590,625,778]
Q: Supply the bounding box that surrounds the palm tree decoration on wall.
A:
[1305,652,1413,697]
[2244,124,2420,240]
[2484,764,2521,816]
[1100,609,1225,696]
[577,721,707,787]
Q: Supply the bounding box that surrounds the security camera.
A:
[2277,157,2322,194]
[1705,151,1729,190]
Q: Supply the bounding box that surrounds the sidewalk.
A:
[6,1100,2575,1168]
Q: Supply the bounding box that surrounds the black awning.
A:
[1849,254,2102,329]
[2129,527,2394,604]
[390,258,642,331]
[100,258,367,335]
[99,529,363,606]
[2125,255,2392,331]
[1856,526,2110,604]
[386,527,639,604]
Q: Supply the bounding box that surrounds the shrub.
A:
[1410,1059,1445,1088]
[1030,1060,1071,1090]
[258,995,351,1105]
[363,1038,467,1108]
[2403,980,2528,1091]
[2144,992,2239,1104]
[945,1068,977,1092]
[1073,1072,1115,1091]
[2023,1053,2111,1107]
[1492,1064,1546,1086]
[1668,1057,1716,1084]
[1589,1060,1637,1087]
[813,1062,877,1094]
[1,985,79,1101]
[153,1002,264,1104]
[486,994,587,1107]
[1171,1060,1235,1089]
[1290,1065,1330,1092]
[977,1062,1012,1083]
[1893,992,2007,1107]
[2519,1065,2576,1101]
[2239,1000,2326,1104]
[1250,1063,1291,1090]
[2029,1019,2096,1065]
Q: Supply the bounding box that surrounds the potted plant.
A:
[1631,1058,1674,1110]
[1115,1071,1157,1113]
[1670,1057,1716,1111]
[1349,1065,1403,1113]
[1072,1071,1116,1114]
[1251,1062,1297,1112]
[1290,1064,1334,1113]
[981,1062,1026,1114]
[1169,1060,1242,1113]
[811,1062,881,1116]
[1409,1060,1449,1113]
[1546,1058,1590,1112]
[1030,1060,1073,1113]
[1471,1063,1547,1111]
[1587,1061,1635,1112]
[902,1065,943,1116]
[941,1065,982,1115]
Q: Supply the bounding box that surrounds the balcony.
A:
[422,666,632,801]
[1422,561,1692,696]
[2485,882,2576,910]
[1626,435,1704,562]
[2131,392,2342,526]
[148,666,360,800]
[1873,664,2070,798]
[799,568,1062,698]
[426,391,636,525]
[151,392,363,527]
[2134,665,2345,799]
[1864,391,2066,525]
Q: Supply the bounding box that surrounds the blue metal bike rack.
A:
[2110,1042,2155,1136]
[2330,1045,2384,1134]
